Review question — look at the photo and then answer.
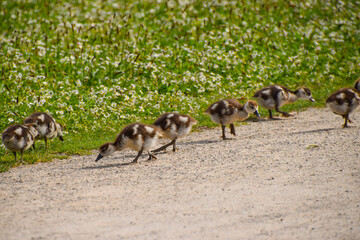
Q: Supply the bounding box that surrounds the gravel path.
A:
[0,108,359,240]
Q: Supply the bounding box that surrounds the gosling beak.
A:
[309,98,316,102]
[254,110,261,117]
[95,154,104,162]
[59,136,64,141]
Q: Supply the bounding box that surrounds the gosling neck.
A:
[287,91,298,103]
[237,106,249,119]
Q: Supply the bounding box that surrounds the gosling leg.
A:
[229,124,236,136]
[221,125,226,140]
[152,139,176,153]
[131,149,143,164]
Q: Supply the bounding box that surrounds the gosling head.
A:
[25,123,39,138]
[244,100,261,117]
[354,79,360,92]
[95,142,117,162]
[296,87,315,102]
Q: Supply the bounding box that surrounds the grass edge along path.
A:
[1,1,359,171]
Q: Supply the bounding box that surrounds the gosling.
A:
[326,79,360,128]
[95,123,162,164]
[253,85,315,119]
[152,113,197,153]
[2,123,39,163]
[24,112,64,149]
[205,99,260,140]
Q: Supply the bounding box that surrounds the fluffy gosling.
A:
[326,79,360,128]
[205,99,260,140]
[24,112,63,149]
[152,113,197,153]
[2,123,39,162]
[253,85,315,119]
[95,123,162,164]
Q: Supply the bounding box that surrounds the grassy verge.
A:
[1,0,359,172]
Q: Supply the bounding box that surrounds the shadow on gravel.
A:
[179,139,219,146]
[253,117,295,122]
[291,127,338,135]
[82,153,143,170]
[82,161,135,170]
[145,139,219,155]
[152,140,218,152]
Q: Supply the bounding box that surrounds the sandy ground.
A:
[0,108,359,240]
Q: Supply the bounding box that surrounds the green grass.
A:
[1,0,359,172]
